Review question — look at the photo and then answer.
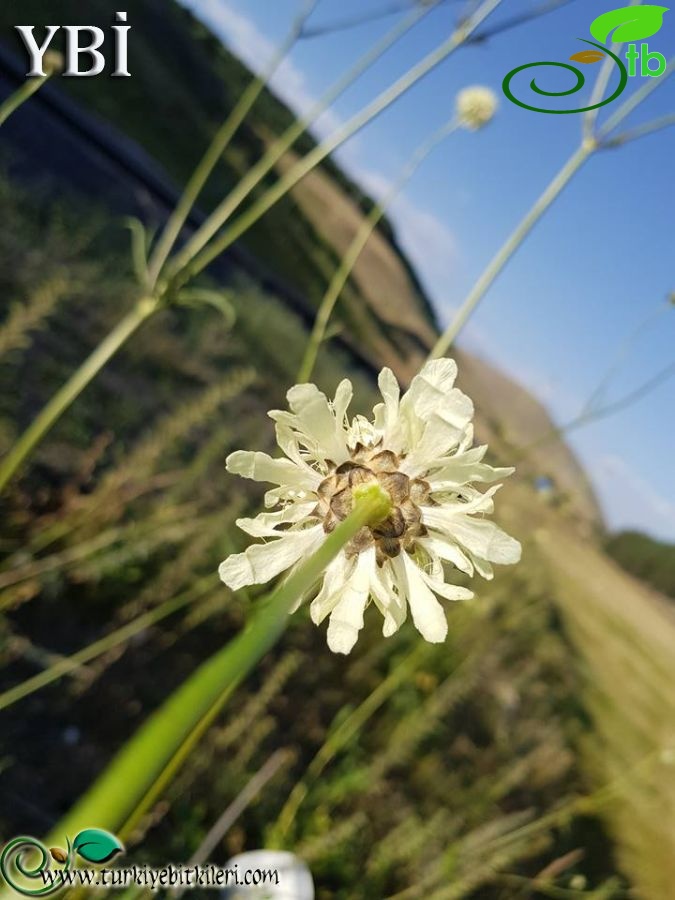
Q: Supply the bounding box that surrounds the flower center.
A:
[315,441,431,565]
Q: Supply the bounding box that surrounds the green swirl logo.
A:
[0,830,123,896]
[503,40,628,114]
[0,837,72,897]
[503,5,669,114]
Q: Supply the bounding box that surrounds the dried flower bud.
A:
[456,85,498,130]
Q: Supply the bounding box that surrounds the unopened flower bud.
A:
[456,85,498,130]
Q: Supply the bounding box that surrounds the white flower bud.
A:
[456,85,498,130]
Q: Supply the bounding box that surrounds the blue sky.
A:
[180,0,675,540]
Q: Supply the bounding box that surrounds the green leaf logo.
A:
[72,829,124,864]
[590,5,669,43]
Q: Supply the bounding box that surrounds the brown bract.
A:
[315,441,433,565]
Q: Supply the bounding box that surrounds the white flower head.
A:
[219,360,521,654]
[456,85,498,130]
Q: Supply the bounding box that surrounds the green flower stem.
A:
[297,118,460,383]
[430,141,594,360]
[270,644,427,845]
[146,0,318,286]
[0,75,50,127]
[0,297,158,493]
[167,0,503,288]
[43,485,392,844]
[164,1,441,285]
[0,576,218,712]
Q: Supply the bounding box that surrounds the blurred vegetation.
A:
[0,166,623,896]
[605,530,675,600]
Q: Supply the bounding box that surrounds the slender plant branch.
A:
[166,0,504,287]
[301,0,426,37]
[0,2,441,493]
[466,0,578,47]
[581,298,672,417]
[297,118,460,382]
[430,141,594,359]
[0,297,159,493]
[170,750,293,899]
[146,0,318,285]
[583,0,641,139]
[430,58,675,359]
[163,0,445,283]
[597,55,675,138]
[0,71,55,127]
[270,644,427,845]
[602,111,675,147]
[0,576,219,712]
[515,355,675,459]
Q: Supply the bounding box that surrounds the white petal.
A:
[370,559,406,637]
[226,450,319,490]
[326,550,374,654]
[420,568,474,602]
[285,383,350,463]
[420,534,474,576]
[423,510,521,566]
[401,414,467,476]
[376,367,402,447]
[398,360,473,456]
[310,552,354,624]
[396,554,448,644]
[332,379,353,424]
[428,455,514,489]
[236,501,318,537]
[219,525,324,590]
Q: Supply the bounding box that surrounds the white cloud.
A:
[178,0,342,136]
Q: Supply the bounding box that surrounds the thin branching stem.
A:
[146,0,318,285]
[0,297,159,492]
[297,118,460,382]
[0,576,219,712]
[164,0,445,283]
[0,74,50,127]
[430,57,675,359]
[271,644,427,844]
[167,0,504,287]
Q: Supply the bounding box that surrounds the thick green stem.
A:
[0,298,157,494]
[430,142,593,359]
[43,485,391,844]
[146,0,317,285]
[298,119,459,383]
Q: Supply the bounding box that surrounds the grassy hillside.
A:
[605,530,675,600]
